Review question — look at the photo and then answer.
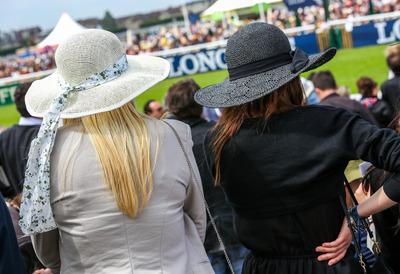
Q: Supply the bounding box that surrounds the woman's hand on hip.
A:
[315,217,351,266]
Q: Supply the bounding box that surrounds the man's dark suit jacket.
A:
[182,117,245,254]
[0,125,39,198]
[381,75,400,113]
[319,93,379,126]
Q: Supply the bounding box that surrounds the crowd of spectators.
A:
[125,21,237,55]
[272,0,400,29]
[1,0,400,79]
[0,51,55,79]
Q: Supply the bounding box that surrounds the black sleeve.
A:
[383,175,400,202]
[335,110,400,173]
[336,110,400,201]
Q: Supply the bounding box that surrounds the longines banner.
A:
[165,48,227,78]
[352,18,400,47]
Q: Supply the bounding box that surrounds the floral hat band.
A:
[57,54,129,91]
[19,54,129,235]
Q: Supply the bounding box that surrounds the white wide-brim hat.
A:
[25,29,170,119]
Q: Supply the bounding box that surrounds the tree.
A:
[101,11,117,31]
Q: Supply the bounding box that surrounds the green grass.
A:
[0,43,391,128]
[0,104,22,128]
[302,44,390,93]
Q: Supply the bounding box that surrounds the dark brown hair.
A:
[312,70,336,91]
[165,78,202,120]
[14,82,33,117]
[211,76,303,185]
[356,77,377,97]
[144,100,156,114]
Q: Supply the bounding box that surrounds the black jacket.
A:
[182,117,244,253]
[204,105,400,219]
[0,125,39,198]
[381,75,400,113]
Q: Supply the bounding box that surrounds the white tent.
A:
[37,12,85,48]
[202,0,281,21]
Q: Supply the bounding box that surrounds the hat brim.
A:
[25,55,170,119]
[194,48,336,108]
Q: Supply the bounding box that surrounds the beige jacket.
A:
[31,119,214,274]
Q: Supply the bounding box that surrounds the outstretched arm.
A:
[357,187,397,218]
[315,217,352,266]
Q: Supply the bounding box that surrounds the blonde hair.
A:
[385,44,400,56]
[64,101,159,217]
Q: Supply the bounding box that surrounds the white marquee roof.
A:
[37,12,85,48]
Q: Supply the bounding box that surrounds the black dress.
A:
[203,105,400,273]
[238,197,362,273]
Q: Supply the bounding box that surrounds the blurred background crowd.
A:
[1,0,400,79]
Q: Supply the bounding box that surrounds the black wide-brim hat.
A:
[194,22,336,108]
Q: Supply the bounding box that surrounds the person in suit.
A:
[0,82,41,199]
[381,53,400,113]
[20,29,213,273]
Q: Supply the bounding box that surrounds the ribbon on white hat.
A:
[19,54,129,235]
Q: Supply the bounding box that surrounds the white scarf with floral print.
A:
[19,54,129,235]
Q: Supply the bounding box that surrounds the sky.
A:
[0,0,198,33]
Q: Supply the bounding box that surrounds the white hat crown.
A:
[55,29,124,86]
